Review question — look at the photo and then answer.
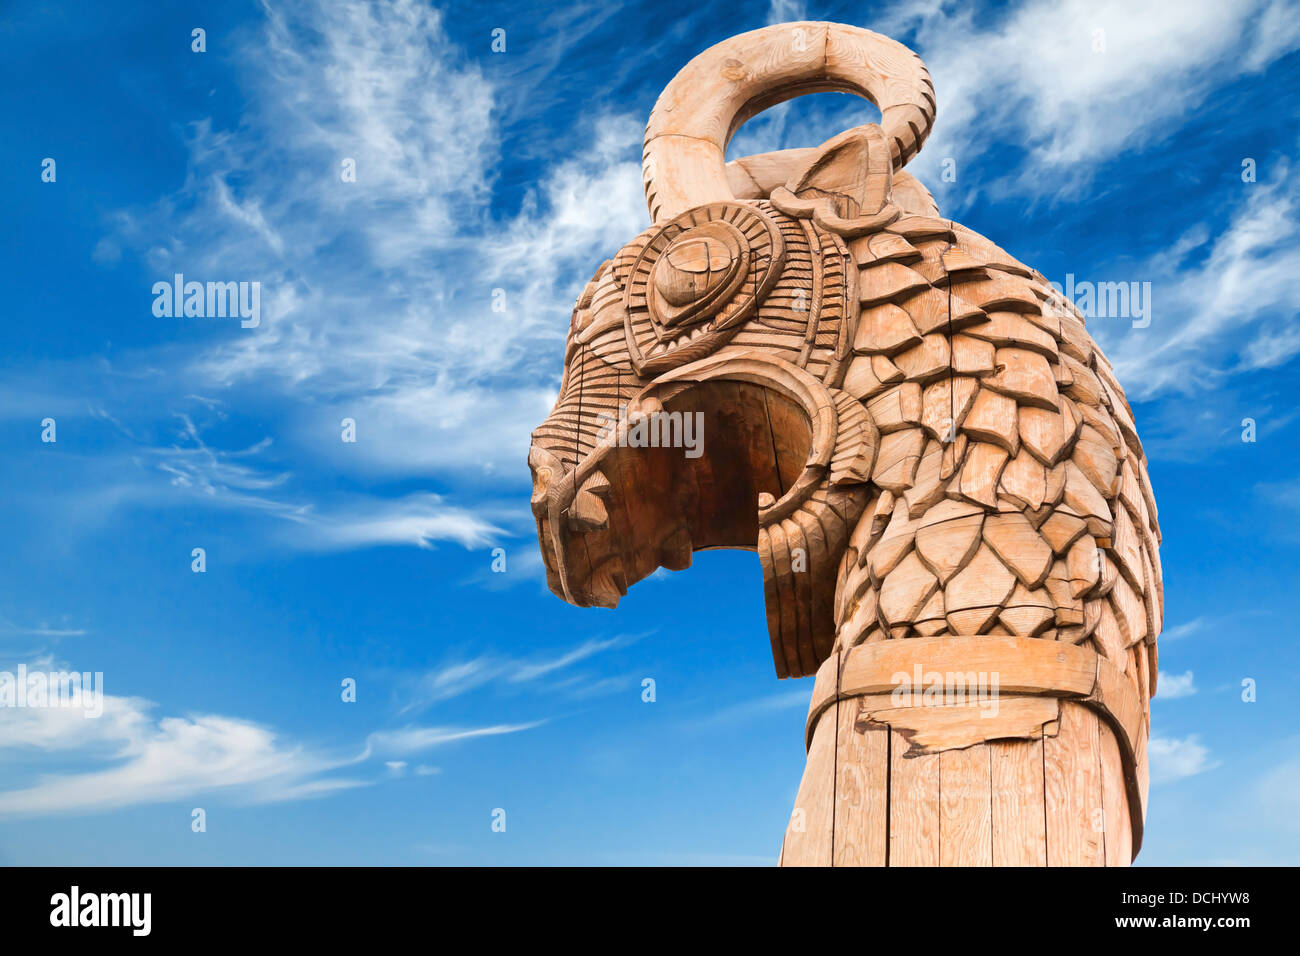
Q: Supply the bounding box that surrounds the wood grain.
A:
[833,704,889,865]
[1044,702,1105,866]
[939,744,992,865]
[889,730,940,866]
[991,738,1048,866]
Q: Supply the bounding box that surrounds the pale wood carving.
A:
[530,21,1161,866]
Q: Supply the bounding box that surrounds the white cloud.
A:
[364,722,541,756]
[74,404,506,552]
[734,1,1299,206]
[720,1,1300,412]
[1161,618,1206,642]
[508,637,630,683]
[0,654,541,816]
[881,0,1300,194]
[296,493,503,551]
[766,0,808,25]
[1101,162,1300,399]
[107,0,647,485]
[1255,752,1300,828]
[0,616,87,639]
[1156,670,1197,700]
[403,635,639,709]
[1149,733,1219,784]
[0,692,367,817]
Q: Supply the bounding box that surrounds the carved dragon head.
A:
[529,22,936,673]
[530,20,1163,865]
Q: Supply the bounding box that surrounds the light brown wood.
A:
[1044,702,1106,866]
[956,441,1011,508]
[991,738,1048,865]
[915,511,983,584]
[983,511,1053,588]
[999,447,1048,510]
[889,733,940,866]
[833,706,889,865]
[963,387,1020,454]
[863,696,1058,755]
[1099,708,1133,866]
[940,744,993,865]
[986,347,1059,410]
[782,698,837,866]
[532,19,1159,866]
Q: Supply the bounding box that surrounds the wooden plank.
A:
[991,738,1047,865]
[831,634,1096,702]
[889,729,940,866]
[939,744,993,865]
[1099,724,1132,866]
[782,704,837,866]
[1044,701,1105,865]
[863,696,1057,755]
[833,705,889,866]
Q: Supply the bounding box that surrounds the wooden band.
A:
[804,635,1148,855]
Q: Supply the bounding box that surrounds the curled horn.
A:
[642,21,936,223]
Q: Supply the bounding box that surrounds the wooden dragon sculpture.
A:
[529,21,1161,865]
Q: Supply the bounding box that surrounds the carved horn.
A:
[642,21,936,223]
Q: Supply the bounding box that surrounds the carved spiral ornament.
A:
[623,202,785,376]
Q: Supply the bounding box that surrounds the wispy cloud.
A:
[402,635,642,710]
[0,616,87,639]
[0,652,542,817]
[364,722,541,756]
[690,688,812,729]
[294,493,504,551]
[105,0,646,486]
[77,402,506,552]
[1254,750,1300,830]
[1161,618,1206,642]
[740,1,1299,207]
[1150,733,1219,784]
[882,0,1300,199]
[1101,160,1300,399]
[0,690,368,817]
[733,2,1300,407]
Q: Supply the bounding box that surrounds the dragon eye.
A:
[648,221,747,328]
[653,231,739,316]
[623,203,785,376]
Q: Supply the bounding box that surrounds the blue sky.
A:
[1,0,1299,865]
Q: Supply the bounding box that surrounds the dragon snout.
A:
[527,440,625,609]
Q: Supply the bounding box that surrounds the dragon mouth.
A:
[530,378,807,609]
[531,436,676,609]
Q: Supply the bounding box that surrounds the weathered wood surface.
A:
[530,19,1160,866]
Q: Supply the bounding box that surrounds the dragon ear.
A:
[786,123,894,216]
[772,124,895,230]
